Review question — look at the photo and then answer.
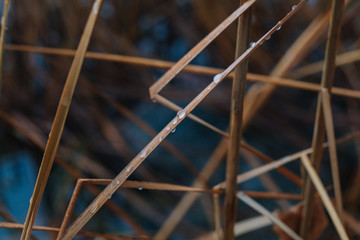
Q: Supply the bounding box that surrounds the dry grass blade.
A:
[224,1,251,238]
[300,154,349,240]
[300,0,344,237]
[236,192,303,240]
[0,0,10,100]
[289,49,360,79]
[149,0,257,98]
[5,44,360,100]
[20,1,104,239]
[321,88,343,221]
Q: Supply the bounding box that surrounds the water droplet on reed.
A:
[250,42,256,48]
[172,118,178,125]
[276,25,281,31]
[108,195,112,199]
[213,74,222,84]
[165,126,170,131]
[126,166,131,172]
[292,5,297,10]
[159,136,163,141]
[116,179,120,184]
[140,149,147,158]
[171,128,176,133]
[265,35,271,40]
[90,203,98,213]
[177,110,186,119]
[138,187,143,191]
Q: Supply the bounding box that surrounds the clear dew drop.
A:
[171,128,176,133]
[207,86,211,90]
[276,25,281,31]
[265,35,271,40]
[250,42,256,48]
[126,166,131,173]
[177,109,186,119]
[213,74,222,84]
[152,99,157,103]
[116,179,120,184]
[165,126,170,131]
[292,5,297,10]
[158,136,163,141]
[140,149,147,158]
[138,187,143,191]
[90,203,98,213]
[172,118,178,125]
[108,195,112,199]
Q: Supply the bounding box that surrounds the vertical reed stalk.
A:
[223,1,251,239]
[300,0,344,237]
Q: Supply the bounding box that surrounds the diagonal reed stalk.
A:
[300,0,344,237]
[58,2,316,238]
[0,0,10,101]
[237,192,303,240]
[20,1,104,239]
[321,88,343,221]
[223,1,251,239]
[300,154,349,240]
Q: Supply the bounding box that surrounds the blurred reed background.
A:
[0,0,360,239]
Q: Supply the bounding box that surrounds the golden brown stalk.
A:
[300,0,344,237]
[20,1,104,239]
[223,1,251,239]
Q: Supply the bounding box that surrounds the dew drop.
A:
[158,136,163,141]
[126,166,131,173]
[116,179,120,184]
[207,86,211,90]
[110,182,114,188]
[265,35,271,40]
[213,74,222,84]
[177,109,186,119]
[165,126,170,131]
[140,149,147,158]
[171,128,176,133]
[276,25,281,31]
[152,99,157,103]
[250,42,256,48]
[108,195,112,199]
[172,118,178,125]
[138,187,143,191]
[90,203,98,213]
[292,5,297,10]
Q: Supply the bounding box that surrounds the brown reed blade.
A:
[300,0,345,237]
[289,49,360,79]
[148,0,257,98]
[300,154,349,240]
[0,0,10,100]
[321,88,344,222]
[20,2,104,238]
[223,1,251,238]
[5,44,360,100]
